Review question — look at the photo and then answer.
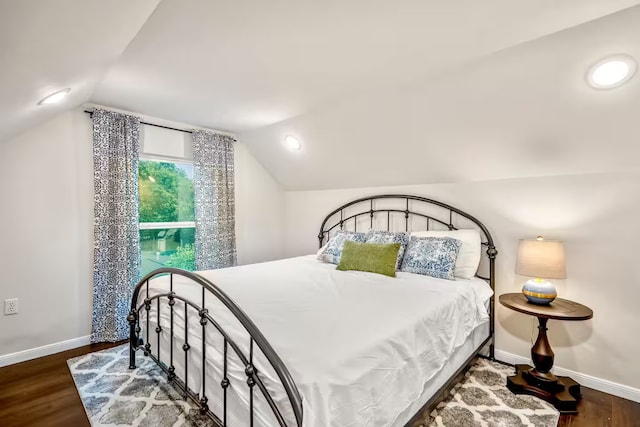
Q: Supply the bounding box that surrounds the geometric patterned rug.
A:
[67,344,214,427]
[413,358,560,427]
[69,344,559,427]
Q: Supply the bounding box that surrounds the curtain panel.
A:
[192,130,237,270]
[91,109,141,343]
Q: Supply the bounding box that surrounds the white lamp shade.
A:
[515,238,566,279]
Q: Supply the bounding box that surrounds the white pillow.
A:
[410,229,481,279]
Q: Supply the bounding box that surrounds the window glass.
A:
[139,161,194,222]
[140,228,195,274]
[138,160,195,276]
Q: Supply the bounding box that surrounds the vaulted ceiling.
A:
[0,0,161,141]
[2,0,640,189]
[239,5,640,189]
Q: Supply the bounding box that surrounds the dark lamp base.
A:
[507,364,581,414]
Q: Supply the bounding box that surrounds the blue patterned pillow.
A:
[317,230,367,264]
[400,236,462,280]
[365,230,409,270]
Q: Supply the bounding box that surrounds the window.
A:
[138,159,195,276]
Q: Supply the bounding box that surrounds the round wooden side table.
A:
[499,293,593,414]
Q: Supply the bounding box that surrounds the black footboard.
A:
[128,268,303,427]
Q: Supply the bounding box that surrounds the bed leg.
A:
[489,343,495,361]
[127,310,137,369]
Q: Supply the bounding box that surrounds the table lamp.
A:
[515,236,566,305]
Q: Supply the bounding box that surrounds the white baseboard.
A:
[494,349,640,403]
[0,335,91,368]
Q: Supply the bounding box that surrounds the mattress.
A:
[140,255,493,427]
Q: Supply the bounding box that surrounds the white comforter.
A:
[141,255,492,427]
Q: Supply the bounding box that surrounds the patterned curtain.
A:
[192,130,237,270]
[91,109,141,343]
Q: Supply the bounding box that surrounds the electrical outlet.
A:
[4,298,18,315]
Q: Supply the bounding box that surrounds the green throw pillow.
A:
[336,241,401,278]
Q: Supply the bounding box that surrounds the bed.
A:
[129,194,498,426]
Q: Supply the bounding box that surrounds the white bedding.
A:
[141,255,493,427]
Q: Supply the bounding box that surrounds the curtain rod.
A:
[84,110,236,140]
[85,110,191,134]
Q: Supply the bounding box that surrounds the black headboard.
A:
[318,194,498,356]
[319,194,495,251]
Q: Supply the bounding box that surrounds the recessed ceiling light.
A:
[284,135,302,151]
[587,55,636,89]
[38,88,71,105]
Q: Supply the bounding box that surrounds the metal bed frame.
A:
[128,194,497,427]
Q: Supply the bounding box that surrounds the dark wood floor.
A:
[0,343,638,426]
[558,386,640,427]
[0,342,121,427]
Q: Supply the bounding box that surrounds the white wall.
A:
[283,173,640,393]
[0,109,93,357]
[0,108,284,359]
[235,142,285,265]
